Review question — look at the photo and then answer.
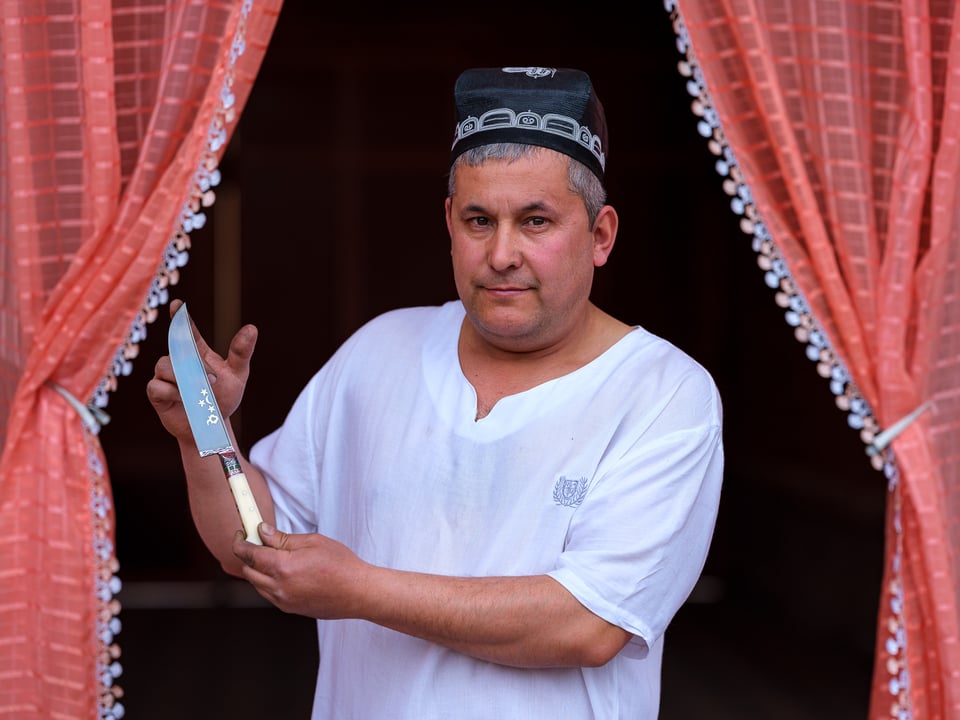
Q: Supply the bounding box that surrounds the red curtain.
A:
[0,1,281,717]
[671,1,960,718]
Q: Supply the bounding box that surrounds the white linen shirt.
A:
[250,300,724,720]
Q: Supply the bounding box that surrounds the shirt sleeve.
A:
[548,368,724,654]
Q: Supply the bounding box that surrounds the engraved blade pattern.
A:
[168,303,234,457]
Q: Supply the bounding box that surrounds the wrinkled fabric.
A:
[672,2,960,718]
[0,2,282,716]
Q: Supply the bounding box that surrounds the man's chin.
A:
[467,313,544,350]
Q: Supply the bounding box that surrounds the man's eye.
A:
[470,217,489,227]
[527,217,546,227]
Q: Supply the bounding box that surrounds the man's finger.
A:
[226,324,259,371]
[233,530,256,567]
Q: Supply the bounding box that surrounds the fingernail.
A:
[259,522,275,536]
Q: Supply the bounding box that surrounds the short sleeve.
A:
[548,370,724,652]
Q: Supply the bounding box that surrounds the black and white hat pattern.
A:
[450,66,608,180]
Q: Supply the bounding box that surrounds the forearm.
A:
[179,435,276,575]
[359,569,630,668]
[236,529,632,668]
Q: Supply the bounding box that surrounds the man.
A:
[147,66,724,719]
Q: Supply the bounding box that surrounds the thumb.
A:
[227,324,259,373]
[257,521,285,549]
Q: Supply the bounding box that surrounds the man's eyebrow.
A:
[459,201,551,215]
[520,201,550,213]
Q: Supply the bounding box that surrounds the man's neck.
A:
[458,306,632,420]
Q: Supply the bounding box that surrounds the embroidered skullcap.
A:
[450,66,608,180]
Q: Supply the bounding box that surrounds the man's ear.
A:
[592,205,619,267]
[444,196,454,237]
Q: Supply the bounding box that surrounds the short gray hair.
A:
[448,143,607,228]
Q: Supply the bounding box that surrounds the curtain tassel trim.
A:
[41,381,124,717]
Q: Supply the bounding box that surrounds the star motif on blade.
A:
[194,387,222,425]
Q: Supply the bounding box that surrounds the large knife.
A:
[168,302,264,545]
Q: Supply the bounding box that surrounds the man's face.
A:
[445,149,612,354]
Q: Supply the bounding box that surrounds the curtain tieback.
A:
[44,380,111,433]
[866,401,933,457]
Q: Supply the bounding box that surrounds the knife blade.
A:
[168,302,264,545]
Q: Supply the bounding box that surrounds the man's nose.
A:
[488,226,522,270]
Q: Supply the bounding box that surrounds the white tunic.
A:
[250,300,724,720]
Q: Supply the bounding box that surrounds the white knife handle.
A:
[220,453,264,545]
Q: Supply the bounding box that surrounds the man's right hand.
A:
[146,298,259,442]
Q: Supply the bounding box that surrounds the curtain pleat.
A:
[671,2,960,717]
[0,2,282,717]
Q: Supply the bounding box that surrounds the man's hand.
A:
[234,523,370,619]
[146,298,259,442]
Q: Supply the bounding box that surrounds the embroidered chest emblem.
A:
[553,476,589,507]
